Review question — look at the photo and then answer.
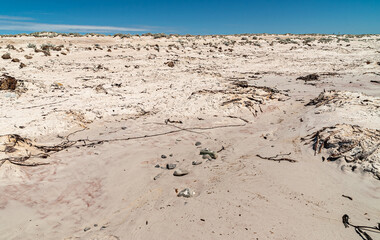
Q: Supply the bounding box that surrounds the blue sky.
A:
[0,0,379,35]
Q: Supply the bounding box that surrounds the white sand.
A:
[0,34,379,239]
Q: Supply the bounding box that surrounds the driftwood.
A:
[256,153,297,163]
[342,214,380,240]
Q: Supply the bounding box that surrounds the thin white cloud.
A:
[0,20,147,32]
[0,15,34,21]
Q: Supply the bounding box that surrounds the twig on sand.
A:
[8,160,50,167]
[22,99,69,109]
[342,195,353,201]
[227,115,250,123]
[153,122,207,136]
[221,98,242,106]
[165,119,183,124]
[217,146,225,153]
[96,123,246,144]
[65,127,89,141]
[256,153,297,163]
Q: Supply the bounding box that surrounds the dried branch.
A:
[256,153,297,163]
[22,99,69,109]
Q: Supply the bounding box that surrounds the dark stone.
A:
[1,53,11,59]
[166,163,176,169]
[173,169,189,176]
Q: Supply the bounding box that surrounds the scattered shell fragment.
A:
[177,188,194,198]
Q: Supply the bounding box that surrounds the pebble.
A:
[192,161,202,165]
[166,163,176,169]
[154,173,163,180]
[200,149,217,159]
[155,164,160,168]
[84,227,91,232]
[161,155,167,159]
[173,169,189,176]
[195,141,202,146]
[177,188,194,198]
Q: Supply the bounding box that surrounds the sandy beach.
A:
[0,34,379,239]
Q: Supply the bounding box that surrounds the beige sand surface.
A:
[0,34,379,239]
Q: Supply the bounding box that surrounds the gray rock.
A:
[177,188,194,198]
[192,161,202,165]
[155,164,160,168]
[195,141,202,146]
[84,227,91,232]
[166,163,176,169]
[161,155,167,159]
[173,169,189,176]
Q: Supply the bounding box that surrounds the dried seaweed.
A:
[189,83,283,117]
[342,214,380,240]
[305,90,379,109]
[302,124,380,180]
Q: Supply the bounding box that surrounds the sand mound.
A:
[0,134,74,167]
[302,124,380,180]
[0,134,45,159]
[189,81,286,116]
[306,90,380,110]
